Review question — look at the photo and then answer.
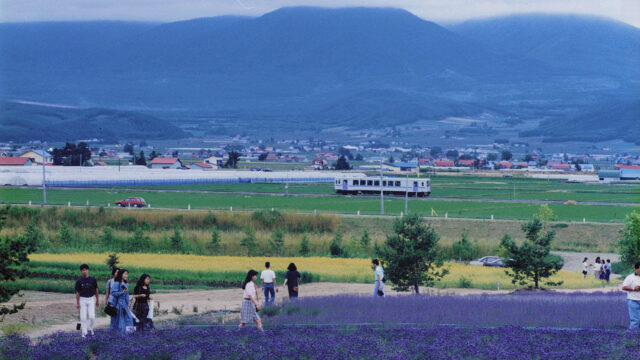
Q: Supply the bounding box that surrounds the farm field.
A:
[2,293,637,359]
[24,253,612,291]
[0,206,625,256]
[21,174,640,203]
[1,186,637,222]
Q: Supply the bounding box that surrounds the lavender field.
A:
[2,293,638,360]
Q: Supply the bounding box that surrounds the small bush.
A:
[260,305,281,317]
[551,223,569,229]
[457,276,473,288]
[171,306,183,315]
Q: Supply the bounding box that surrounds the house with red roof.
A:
[496,161,513,169]
[0,157,34,166]
[457,159,475,167]
[435,160,454,167]
[149,157,183,169]
[551,163,571,171]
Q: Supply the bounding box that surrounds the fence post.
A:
[445,212,448,219]
[188,204,191,211]
[29,200,31,206]
[148,204,150,209]
[68,201,71,207]
[431,209,434,216]
[86,200,89,206]
[314,209,316,215]
[497,281,500,291]
[230,206,233,212]
[357,210,360,216]
[108,203,111,208]
[583,217,586,223]
[491,214,494,221]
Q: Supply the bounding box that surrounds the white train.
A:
[334,175,431,197]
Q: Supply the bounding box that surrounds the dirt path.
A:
[2,282,624,339]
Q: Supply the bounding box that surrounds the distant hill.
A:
[0,101,188,142]
[520,100,640,144]
[1,7,640,141]
[449,14,640,79]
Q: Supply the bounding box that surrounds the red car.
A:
[115,197,147,208]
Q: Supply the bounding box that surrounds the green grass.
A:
[74,174,640,203]
[1,186,636,222]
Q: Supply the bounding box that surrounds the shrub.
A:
[329,227,346,257]
[170,226,184,253]
[451,233,478,261]
[457,276,472,288]
[240,226,258,256]
[299,234,310,256]
[207,226,221,254]
[270,229,285,256]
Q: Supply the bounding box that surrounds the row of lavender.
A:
[264,292,629,329]
[2,326,637,360]
[1,293,636,359]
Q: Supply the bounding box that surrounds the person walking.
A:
[582,258,589,279]
[105,267,119,330]
[622,262,640,331]
[372,259,384,297]
[283,263,301,299]
[109,268,135,334]
[605,259,612,283]
[260,262,277,306]
[594,257,602,280]
[75,264,99,338]
[239,270,263,331]
[133,274,155,332]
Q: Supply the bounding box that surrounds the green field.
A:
[1,186,637,222]
[80,174,640,203]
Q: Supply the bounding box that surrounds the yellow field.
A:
[31,253,614,290]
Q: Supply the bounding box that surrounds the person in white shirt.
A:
[582,257,589,279]
[372,259,385,297]
[239,269,262,331]
[621,262,640,330]
[260,262,278,305]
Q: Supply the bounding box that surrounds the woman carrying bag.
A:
[109,268,137,334]
[133,273,155,332]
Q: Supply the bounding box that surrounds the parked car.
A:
[469,256,506,267]
[262,168,272,172]
[250,167,261,171]
[115,197,147,208]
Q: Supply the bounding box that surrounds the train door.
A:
[413,181,418,193]
[342,179,348,191]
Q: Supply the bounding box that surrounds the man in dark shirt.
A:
[75,264,99,338]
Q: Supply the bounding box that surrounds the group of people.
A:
[76,258,386,335]
[75,264,154,338]
[239,262,302,331]
[581,257,612,282]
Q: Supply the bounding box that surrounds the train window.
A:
[413,181,418,186]
[367,180,373,186]
[352,180,357,185]
[421,182,424,186]
[395,181,400,187]
[382,181,387,186]
[374,180,379,186]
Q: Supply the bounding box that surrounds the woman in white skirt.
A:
[239,269,263,331]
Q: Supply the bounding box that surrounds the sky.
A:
[1,0,639,28]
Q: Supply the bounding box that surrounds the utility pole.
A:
[404,171,409,214]
[380,156,384,215]
[42,142,47,205]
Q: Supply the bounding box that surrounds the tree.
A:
[329,227,346,257]
[148,151,158,161]
[24,220,43,249]
[299,233,310,256]
[430,147,442,157]
[136,151,147,166]
[523,154,534,162]
[533,204,556,223]
[207,226,221,254]
[376,214,449,293]
[499,219,564,289]
[269,229,285,256]
[130,226,151,252]
[355,154,363,161]
[501,150,513,161]
[225,151,241,168]
[388,155,395,163]
[99,227,117,247]
[335,155,351,170]
[240,225,258,256]
[50,142,92,166]
[105,253,120,271]
[445,150,459,160]
[487,153,498,161]
[258,152,268,161]
[360,230,371,249]
[170,225,184,252]
[123,143,135,156]
[0,206,38,319]
[619,211,640,267]
[451,233,478,261]
[57,221,74,245]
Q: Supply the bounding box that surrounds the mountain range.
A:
[0,7,638,143]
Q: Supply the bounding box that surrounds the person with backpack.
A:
[75,264,99,338]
